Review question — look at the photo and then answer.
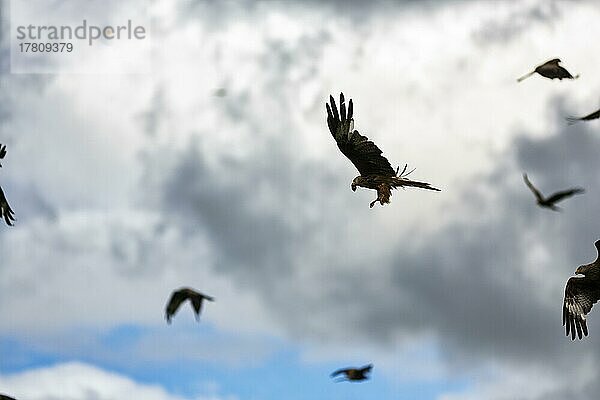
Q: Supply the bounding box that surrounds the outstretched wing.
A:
[190,295,203,320]
[330,368,350,378]
[563,276,600,340]
[566,108,600,124]
[0,186,15,226]
[546,188,584,204]
[359,364,373,374]
[189,292,214,320]
[326,93,396,177]
[0,394,17,400]
[165,289,189,324]
[522,174,544,202]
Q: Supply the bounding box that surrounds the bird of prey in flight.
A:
[165,287,214,324]
[566,107,600,125]
[330,364,373,382]
[563,240,600,340]
[517,58,579,82]
[523,174,584,211]
[0,144,16,226]
[326,93,440,208]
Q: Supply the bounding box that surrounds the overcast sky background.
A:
[2,0,600,399]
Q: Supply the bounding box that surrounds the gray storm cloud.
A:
[145,94,600,397]
[3,0,600,399]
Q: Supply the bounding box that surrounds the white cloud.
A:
[0,361,232,400]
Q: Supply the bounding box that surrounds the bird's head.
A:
[576,264,589,276]
[351,176,363,191]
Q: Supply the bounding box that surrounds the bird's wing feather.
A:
[0,186,15,226]
[326,93,396,177]
[523,174,544,202]
[580,109,600,121]
[165,290,189,323]
[563,276,600,340]
[545,188,584,204]
[330,368,350,378]
[190,294,204,318]
[0,144,6,159]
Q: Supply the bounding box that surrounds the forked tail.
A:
[393,177,440,191]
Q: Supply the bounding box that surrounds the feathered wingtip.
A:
[326,92,354,136]
[0,144,6,167]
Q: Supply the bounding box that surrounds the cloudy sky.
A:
[2,0,600,399]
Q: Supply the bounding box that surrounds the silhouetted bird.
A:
[566,107,600,125]
[0,144,6,167]
[0,394,17,400]
[0,144,15,226]
[523,174,584,211]
[330,364,373,382]
[563,240,600,340]
[165,287,214,324]
[326,93,440,208]
[517,58,578,82]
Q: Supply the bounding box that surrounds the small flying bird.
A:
[330,364,373,382]
[523,174,584,211]
[165,287,214,324]
[0,144,15,226]
[566,107,600,125]
[326,93,440,208]
[517,58,579,82]
[563,240,600,340]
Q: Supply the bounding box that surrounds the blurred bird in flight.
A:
[523,173,584,211]
[517,58,579,82]
[165,287,214,324]
[330,364,373,382]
